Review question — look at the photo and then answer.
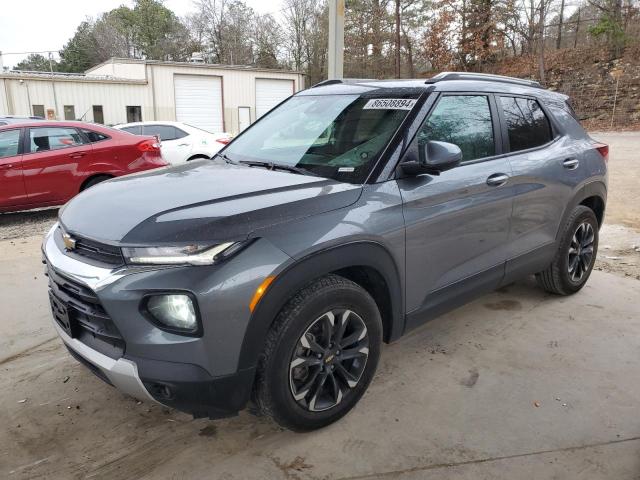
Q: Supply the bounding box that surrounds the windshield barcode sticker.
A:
[363,98,417,110]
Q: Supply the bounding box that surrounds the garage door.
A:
[255,78,294,118]
[174,75,223,133]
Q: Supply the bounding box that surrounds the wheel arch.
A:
[556,181,606,240]
[237,241,404,372]
[79,173,113,192]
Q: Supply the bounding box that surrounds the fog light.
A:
[147,294,197,332]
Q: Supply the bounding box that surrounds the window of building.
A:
[92,105,104,124]
[32,105,45,118]
[0,129,21,158]
[126,106,142,123]
[29,127,86,153]
[417,95,495,162]
[63,105,76,121]
[81,129,109,143]
[499,96,553,152]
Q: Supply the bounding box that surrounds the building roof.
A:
[85,57,304,76]
[0,70,147,84]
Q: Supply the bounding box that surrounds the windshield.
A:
[223,94,419,183]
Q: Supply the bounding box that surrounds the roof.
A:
[0,70,146,84]
[85,57,305,76]
[0,120,118,131]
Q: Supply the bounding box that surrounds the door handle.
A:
[563,158,579,169]
[486,173,509,187]
[0,163,13,169]
[68,152,87,159]
[178,143,189,147]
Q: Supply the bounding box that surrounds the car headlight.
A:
[146,294,199,333]
[122,242,240,266]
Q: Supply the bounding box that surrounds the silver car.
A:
[43,72,608,431]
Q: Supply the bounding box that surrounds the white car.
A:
[114,121,232,165]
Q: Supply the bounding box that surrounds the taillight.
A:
[137,139,161,153]
[216,138,231,145]
[593,142,609,162]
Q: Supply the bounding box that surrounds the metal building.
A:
[0,58,305,134]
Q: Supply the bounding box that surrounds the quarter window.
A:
[418,95,495,162]
[499,96,552,152]
[29,127,86,153]
[0,130,21,158]
[81,129,109,143]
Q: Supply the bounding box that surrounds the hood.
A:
[60,160,362,245]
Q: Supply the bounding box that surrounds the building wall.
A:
[0,78,150,125]
[148,64,304,134]
[0,62,305,133]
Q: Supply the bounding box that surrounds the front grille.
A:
[46,262,125,359]
[70,236,125,266]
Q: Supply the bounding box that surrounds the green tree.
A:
[58,21,99,72]
[14,53,58,72]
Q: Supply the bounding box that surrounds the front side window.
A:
[0,129,21,158]
[144,125,178,141]
[29,127,86,153]
[223,94,418,183]
[499,96,552,152]
[418,95,495,162]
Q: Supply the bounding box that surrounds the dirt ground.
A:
[0,132,639,479]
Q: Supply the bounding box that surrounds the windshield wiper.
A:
[238,160,318,177]
[216,152,236,164]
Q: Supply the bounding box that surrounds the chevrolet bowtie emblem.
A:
[62,233,77,251]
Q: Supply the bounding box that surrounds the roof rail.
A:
[311,79,343,88]
[425,72,543,89]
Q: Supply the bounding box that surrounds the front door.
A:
[0,128,27,209]
[396,94,513,328]
[22,126,92,204]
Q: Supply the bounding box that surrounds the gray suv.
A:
[43,73,608,431]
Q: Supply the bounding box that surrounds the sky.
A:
[0,0,284,69]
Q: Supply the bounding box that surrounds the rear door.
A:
[22,126,92,204]
[397,93,513,328]
[0,128,27,209]
[496,95,578,274]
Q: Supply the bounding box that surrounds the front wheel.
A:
[253,275,382,431]
[536,205,599,295]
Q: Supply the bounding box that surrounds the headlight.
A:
[122,242,239,266]
[146,294,198,333]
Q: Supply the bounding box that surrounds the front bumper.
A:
[42,223,286,418]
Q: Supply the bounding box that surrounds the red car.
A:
[0,121,167,213]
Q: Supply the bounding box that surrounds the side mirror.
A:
[401,140,462,176]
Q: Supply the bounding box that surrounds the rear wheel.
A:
[536,205,599,295]
[253,274,382,431]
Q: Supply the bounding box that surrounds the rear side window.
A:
[418,95,495,162]
[81,129,109,143]
[121,126,142,135]
[499,96,552,152]
[0,129,21,158]
[29,127,86,153]
[143,125,179,141]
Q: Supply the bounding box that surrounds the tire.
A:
[253,274,382,431]
[536,205,599,295]
[81,175,111,191]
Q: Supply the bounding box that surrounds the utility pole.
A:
[538,0,546,84]
[328,0,345,80]
[394,0,401,78]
